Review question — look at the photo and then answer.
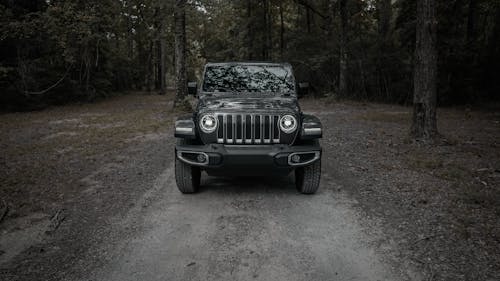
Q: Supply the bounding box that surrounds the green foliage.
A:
[186,0,500,104]
[0,0,170,110]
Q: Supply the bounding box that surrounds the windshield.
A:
[202,65,295,94]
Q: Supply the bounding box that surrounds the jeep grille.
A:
[215,114,281,144]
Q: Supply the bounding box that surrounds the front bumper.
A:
[175,143,321,171]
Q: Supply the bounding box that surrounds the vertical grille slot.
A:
[273,116,280,142]
[236,115,243,143]
[264,115,270,143]
[254,115,261,143]
[217,115,224,142]
[245,115,252,143]
[226,115,233,143]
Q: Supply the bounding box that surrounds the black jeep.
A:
[174,62,322,194]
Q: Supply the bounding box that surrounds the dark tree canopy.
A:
[1,0,499,110]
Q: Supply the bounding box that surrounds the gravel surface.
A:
[1,94,498,280]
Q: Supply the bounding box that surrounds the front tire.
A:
[175,139,201,194]
[295,160,321,194]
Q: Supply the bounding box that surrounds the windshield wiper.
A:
[214,87,230,92]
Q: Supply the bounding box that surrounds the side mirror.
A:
[298,82,309,98]
[187,82,198,96]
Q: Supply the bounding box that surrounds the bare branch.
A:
[297,0,329,20]
[24,64,73,96]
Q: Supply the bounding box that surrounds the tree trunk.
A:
[262,0,269,60]
[377,0,392,42]
[267,0,272,60]
[296,0,301,30]
[160,36,166,95]
[174,0,187,107]
[338,0,348,97]
[466,0,477,45]
[328,0,336,37]
[279,0,285,59]
[159,1,166,96]
[146,42,154,92]
[306,5,311,33]
[376,0,392,99]
[155,41,161,89]
[411,0,438,140]
[247,0,254,60]
[127,3,134,60]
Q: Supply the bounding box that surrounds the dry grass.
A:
[301,97,500,280]
[0,93,178,215]
[1,94,173,155]
[405,151,474,182]
[356,110,411,124]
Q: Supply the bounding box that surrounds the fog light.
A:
[197,154,207,163]
[291,154,301,163]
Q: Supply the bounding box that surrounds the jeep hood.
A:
[198,96,300,113]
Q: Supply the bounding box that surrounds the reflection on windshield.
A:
[202,65,294,94]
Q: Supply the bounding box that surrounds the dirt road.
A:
[79,165,406,281]
[1,94,498,280]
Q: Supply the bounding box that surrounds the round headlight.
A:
[199,114,218,133]
[279,115,297,134]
